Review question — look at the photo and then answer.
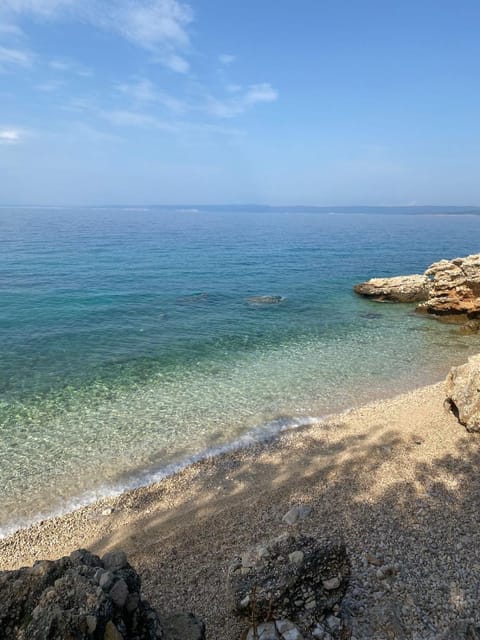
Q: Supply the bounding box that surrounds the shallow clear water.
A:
[1,207,480,535]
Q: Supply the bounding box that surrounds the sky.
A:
[1,0,480,206]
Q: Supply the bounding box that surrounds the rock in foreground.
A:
[445,354,480,432]
[227,534,350,639]
[353,274,430,303]
[0,549,163,640]
[0,548,204,640]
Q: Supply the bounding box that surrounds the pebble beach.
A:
[1,380,478,639]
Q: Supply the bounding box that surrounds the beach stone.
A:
[289,550,305,564]
[246,620,304,640]
[312,623,333,639]
[100,570,114,590]
[322,576,341,590]
[104,621,124,640]
[103,550,129,571]
[110,578,129,607]
[282,504,313,525]
[87,614,98,633]
[354,274,430,303]
[163,612,206,640]
[438,621,480,639]
[445,354,480,432]
[227,534,350,636]
[0,548,166,639]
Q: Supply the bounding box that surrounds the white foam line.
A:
[0,413,327,540]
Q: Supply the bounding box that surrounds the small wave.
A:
[0,414,322,539]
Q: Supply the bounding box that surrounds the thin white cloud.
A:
[63,95,98,113]
[116,78,157,102]
[116,77,187,113]
[244,83,278,105]
[49,58,93,76]
[67,121,122,143]
[98,108,243,138]
[0,128,23,144]
[94,1,193,73]
[3,0,194,73]
[105,1,192,48]
[206,83,278,118]
[49,59,69,71]
[99,109,176,131]
[0,45,33,69]
[2,0,75,16]
[226,83,242,93]
[159,52,189,73]
[0,22,25,37]
[35,80,63,92]
[219,53,236,65]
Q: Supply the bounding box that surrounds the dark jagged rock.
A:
[0,548,165,640]
[227,534,350,639]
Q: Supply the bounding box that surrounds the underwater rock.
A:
[247,295,286,305]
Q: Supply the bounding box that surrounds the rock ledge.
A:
[354,253,480,326]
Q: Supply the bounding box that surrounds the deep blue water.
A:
[1,207,480,535]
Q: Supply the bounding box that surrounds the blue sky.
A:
[1,0,480,205]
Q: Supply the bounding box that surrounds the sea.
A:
[1,206,480,537]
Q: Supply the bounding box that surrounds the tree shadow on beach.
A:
[3,387,480,639]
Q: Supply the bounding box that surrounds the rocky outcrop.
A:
[353,274,430,303]
[0,549,205,640]
[417,254,480,320]
[354,253,480,326]
[227,534,350,640]
[445,354,480,432]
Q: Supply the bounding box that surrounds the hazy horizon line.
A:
[1,203,480,211]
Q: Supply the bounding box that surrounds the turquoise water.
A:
[1,207,480,536]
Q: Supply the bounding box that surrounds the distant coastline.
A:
[0,204,480,215]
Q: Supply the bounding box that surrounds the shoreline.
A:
[0,366,455,541]
[0,358,470,541]
[0,413,324,541]
[2,379,480,638]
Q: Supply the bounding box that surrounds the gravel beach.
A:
[1,381,479,639]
